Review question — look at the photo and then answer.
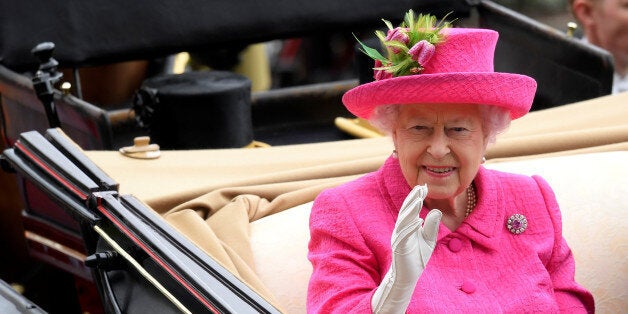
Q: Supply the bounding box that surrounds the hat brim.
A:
[342,72,537,120]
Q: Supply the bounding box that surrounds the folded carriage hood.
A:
[0,0,472,72]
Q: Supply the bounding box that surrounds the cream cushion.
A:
[249,151,627,314]
[250,202,313,313]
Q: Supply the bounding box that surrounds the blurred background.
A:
[184,0,578,92]
[257,0,577,90]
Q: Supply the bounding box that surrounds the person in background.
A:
[306,10,594,313]
[570,0,628,94]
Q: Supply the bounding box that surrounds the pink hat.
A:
[343,27,537,120]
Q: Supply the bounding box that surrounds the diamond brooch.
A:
[507,214,528,234]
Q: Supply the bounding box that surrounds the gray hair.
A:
[369,104,511,145]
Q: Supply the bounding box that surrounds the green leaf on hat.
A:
[353,34,387,63]
[356,10,454,78]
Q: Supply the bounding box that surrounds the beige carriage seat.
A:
[248,151,627,314]
[250,202,313,313]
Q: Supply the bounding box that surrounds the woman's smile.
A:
[423,166,456,177]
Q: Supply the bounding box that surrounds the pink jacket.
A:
[307,156,594,313]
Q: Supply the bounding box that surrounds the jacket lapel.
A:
[456,167,504,251]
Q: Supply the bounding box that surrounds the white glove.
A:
[371,184,442,314]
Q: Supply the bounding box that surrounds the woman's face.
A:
[392,103,488,200]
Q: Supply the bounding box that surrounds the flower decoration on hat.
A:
[356,10,453,80]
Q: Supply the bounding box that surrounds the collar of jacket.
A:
[381,156,504,251]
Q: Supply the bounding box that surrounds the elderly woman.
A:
[307,11,594,313]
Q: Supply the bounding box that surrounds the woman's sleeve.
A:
[306,188,381,314]
[533,175,595,313]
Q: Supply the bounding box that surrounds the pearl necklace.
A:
[465,183,477,217]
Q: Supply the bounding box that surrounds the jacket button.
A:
[460,280,476,294]
[448,238,462,252]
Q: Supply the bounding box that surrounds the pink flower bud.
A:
[408,40,435,67]
[373,60,392,81]
[385,27,409,54]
